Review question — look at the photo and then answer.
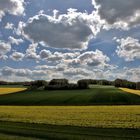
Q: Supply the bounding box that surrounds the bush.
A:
[114,79,136,89]
[45,83,79,90]
[98,80,113,85]
[136,82,140,90]
[49,79,68,86]
[77,80,89,89]
[29,80,48,90]
[74,79,113,86]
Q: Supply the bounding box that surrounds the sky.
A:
[0,0,140,82]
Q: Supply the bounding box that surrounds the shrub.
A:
[77,80,89,89]
[114,79,136,89]
[49,79,68,86]
[136,82,140,90]
[98,80,113,85]
[29,80,48,90]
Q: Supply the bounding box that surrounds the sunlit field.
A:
[120,88,140,96]
[0,106,140,129]
[0,88,27,95]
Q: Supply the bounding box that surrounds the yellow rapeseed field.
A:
[120,88,140,96]
[0,106,139,129]
[0,88,27,95]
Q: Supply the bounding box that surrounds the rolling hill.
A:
[0,85,140,105]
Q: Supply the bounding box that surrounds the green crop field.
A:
[0,85,140,105]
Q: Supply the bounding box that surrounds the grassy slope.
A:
[0,85,140,105]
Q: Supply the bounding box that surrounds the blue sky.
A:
[0,0,140,82]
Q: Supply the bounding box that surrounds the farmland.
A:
[0,85,140,139]
[0,87,27,95]
[0,106,140,139]
[0,85,140,105]
[0,106,140,128]
[120,88,140,96]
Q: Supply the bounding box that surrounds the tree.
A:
[114,79,136,89]
[29,80,48,90]
[49,79,68,86]
[136,82,140,90]
[77,80,89,89]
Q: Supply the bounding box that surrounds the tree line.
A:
[28,79,89,90]
[0,78,140,90]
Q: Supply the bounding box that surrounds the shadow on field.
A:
[0,121,140,140]
[0,86,140,105]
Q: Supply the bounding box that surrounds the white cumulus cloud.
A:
[5,22,14,30]
[10,51,24,61]
[93,0,140,29]
[20,9,102,50]
[25,43,40,60]
[9,36,24,45]
[0,0,25,20]
[0,41,11,58]
[115,37,140,61]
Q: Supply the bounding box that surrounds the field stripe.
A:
[0,121,140,140]
[120,88,140,96]
[0,88,27,95]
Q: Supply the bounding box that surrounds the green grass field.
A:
[0,85,140,105]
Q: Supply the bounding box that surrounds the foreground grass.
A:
[120,88,140,96]
[0,133,41,140]
[0,106,140,139]
[0,85,140,105]
[0,106,140,129]
[0,87,27,95]
[0,121,140,140]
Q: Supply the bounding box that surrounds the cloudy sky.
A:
[0,0,140,82]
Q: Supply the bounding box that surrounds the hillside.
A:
[0,85,140,105]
